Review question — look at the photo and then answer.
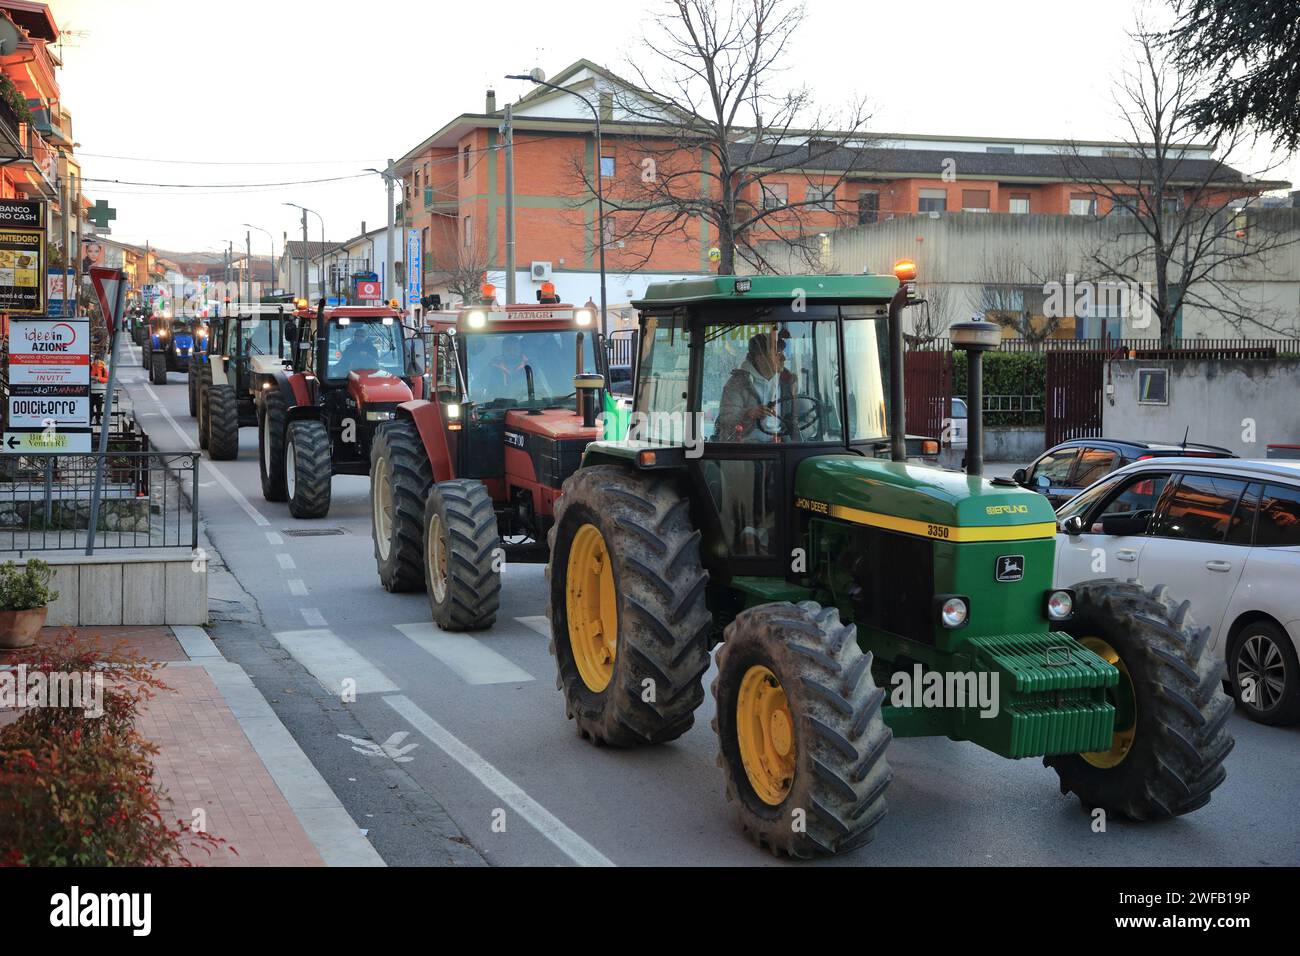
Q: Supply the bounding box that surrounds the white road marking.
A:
[383,694,614,867]
[265,532,283,545]
[395,623,533,685]
[300,607,327,627]
[288,579,308,596]
[273,628,399,695]
[338,731,418,763]
[145,388,272,527]
[277,553,297,570]
[516,616,551,638]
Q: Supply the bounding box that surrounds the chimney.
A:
[486,89,496,113]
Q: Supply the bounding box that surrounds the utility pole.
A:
[59,169,69,316]
[300,209,308,300]
[385,159,396,303]
[245,231,252,302]
[502,102,516,305]
[73,171,82,315]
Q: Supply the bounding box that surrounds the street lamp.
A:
[283,202,325,301]
[506,68,608,338]
[949,315,1002,477]
[243,223,275,298]
[366,162,399,304]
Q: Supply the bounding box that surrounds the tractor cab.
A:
[146,311,198,383]
[423,301,605,545]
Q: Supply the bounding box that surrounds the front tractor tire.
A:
[546,465,712,747]
[713,602,893,858]
[205,384,240,461]
[1045,580,1234,820]
[371,419,433,592]
[285,419,332,519]
[187,364,205,417]
[258,390,288,502]
[150,351,167,385]
[422,480,500,630]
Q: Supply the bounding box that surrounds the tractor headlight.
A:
[466,310,487,329]
[574,307,594,326]
[938,596,969,629]
[365,410,395,422]
[446,402,463,431]
[1045,589,1074,622]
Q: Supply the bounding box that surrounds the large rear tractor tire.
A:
[546,465,712,747]
[258,390,288,502]
[149,351,167,385]
[205,384,240,461]
[712,601,892,858]
[285,419,332,519]
[422,479,500,630]
[1045,580,1234,820]
[196,384,210,450]
[371,419,433,592]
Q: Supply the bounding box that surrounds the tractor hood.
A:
[348,369,413,408]
[795,456,1056,541]
[504,408,601,441]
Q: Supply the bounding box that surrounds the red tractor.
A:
[368,300,608,630]
[258,301,428,519]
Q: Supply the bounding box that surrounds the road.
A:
[119,347,1300,868]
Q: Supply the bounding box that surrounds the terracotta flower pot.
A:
[0,606,48,649]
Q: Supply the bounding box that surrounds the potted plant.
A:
[0,559,58,649]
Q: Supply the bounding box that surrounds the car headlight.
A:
[938,595,969,629]
[1045,589,1074,621]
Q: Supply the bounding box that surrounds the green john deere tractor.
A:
[546,272,1234,858]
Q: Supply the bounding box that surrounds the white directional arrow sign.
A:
[337,731,419,763]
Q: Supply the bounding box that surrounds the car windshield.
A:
[463,329,598,409]
[325,318,405,378]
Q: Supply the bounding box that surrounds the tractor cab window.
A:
[701,315,842,444]
[325,319,405,379]
[634,311,691,443]
[462,329,597,413]
[239,316,281,358]
[434,332,461,397]
[843,317,890,441]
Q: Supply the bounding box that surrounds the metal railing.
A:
[0,450,199,554]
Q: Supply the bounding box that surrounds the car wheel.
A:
[1228,620,1300,726]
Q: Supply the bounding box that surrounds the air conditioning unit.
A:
[531,261,552,282]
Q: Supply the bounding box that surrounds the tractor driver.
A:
[338,324,383,373]
[714,331,785,442]
[483,335,551,399]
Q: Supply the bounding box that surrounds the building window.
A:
[1069,193,1097,216]
[986,146,1015,154]
[600,155,615,178]
[1137,368,1169,405]
[462,216,472,249]
[761,181,788,209]
[463,145,471,178]
[414,169,421,190]
[806,185,835,212]
[918,188,947,213]
[857,190,879,224]
[961,189,990,212]
[1009,194,1030,214]
[421,226,429,259]
[1161,196,1183,215]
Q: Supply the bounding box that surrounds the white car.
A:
[1054,457,1300,725]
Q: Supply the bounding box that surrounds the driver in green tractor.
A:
[544,266,1234,859]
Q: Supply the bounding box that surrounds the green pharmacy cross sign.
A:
[87,199,116,229]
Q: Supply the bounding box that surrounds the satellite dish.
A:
[0,19,19,56]
[529,67,546,83]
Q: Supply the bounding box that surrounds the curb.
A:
[170,625,385,867]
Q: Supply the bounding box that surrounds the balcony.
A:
[0,95,23,160]
[14,122,58,198]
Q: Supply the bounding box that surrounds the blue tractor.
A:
[147,313,206,386]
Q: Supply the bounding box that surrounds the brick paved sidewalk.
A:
[2,625,381,866]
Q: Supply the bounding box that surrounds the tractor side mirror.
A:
[405,336,426,377]
[1012,468,1028,485]
[1099,509,1152,537]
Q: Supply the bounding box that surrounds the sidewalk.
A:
[2,624,383,867]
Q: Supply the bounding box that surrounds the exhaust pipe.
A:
[888,284,908,462]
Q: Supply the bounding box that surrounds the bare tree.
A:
[426,224,491,306]
[568,0,874,275]
[1062,26,1298,346]
[907,276,954,347]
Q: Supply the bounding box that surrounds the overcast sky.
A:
[54,0,1296,257]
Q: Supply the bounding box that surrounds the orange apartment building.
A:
[395,60,1270,313]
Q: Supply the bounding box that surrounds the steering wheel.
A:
[753,394,824,437]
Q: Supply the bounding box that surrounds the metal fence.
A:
[0,450,199,554]
[914,336,1298,354]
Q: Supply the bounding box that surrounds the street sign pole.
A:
[86,271,126,555]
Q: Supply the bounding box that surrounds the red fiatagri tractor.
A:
[258,301,429,518]
[369,301,608,629]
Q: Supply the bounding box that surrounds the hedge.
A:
[951,351,1046,426]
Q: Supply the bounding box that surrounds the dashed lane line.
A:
[383,693,614,867]
[277,553,297,570]
[288,579,309,596]
[300,608,327,627]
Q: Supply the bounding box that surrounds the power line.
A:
[79,172,372,189]
[76,151,388,166]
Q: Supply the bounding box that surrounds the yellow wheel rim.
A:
[1080,636,1137,769]
[565,523,618,693]
[736,664,796,805]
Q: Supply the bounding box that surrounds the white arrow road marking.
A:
[383,694,614,867]
[337,731,419,763]
[516,616,551,638]
[395,622,533,685]
[273,629,399,695]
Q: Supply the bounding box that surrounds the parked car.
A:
[1015,437,1236,508]
[1054,457,1300,725]
[947,397,967,452]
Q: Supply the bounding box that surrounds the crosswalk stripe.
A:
[516,616,551,638]
[395,622,533,685]
[272,628,399,695]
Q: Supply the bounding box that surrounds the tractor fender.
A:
[395,400,454,483]
[287,404,326,425]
